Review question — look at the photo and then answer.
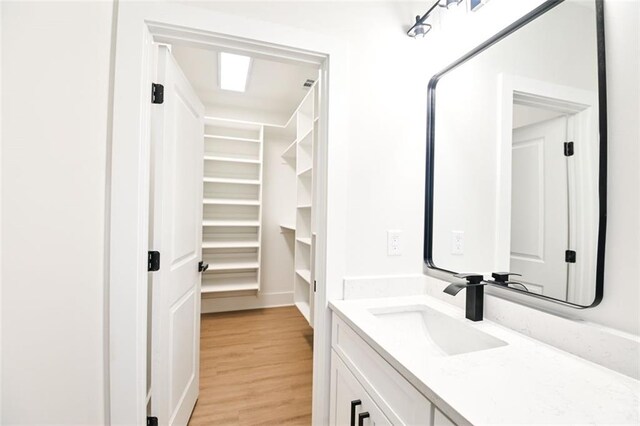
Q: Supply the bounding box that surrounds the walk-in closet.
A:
[168,44,321,323]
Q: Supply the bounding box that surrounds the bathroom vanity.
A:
[329,295,640,425]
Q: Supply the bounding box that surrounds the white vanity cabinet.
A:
[330,314,458,426]
[331,353,392,426]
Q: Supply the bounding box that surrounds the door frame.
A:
[108,3,348,424]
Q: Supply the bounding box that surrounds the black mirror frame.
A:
[423,0,606,309]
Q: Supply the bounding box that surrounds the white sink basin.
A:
[369,305,507,357]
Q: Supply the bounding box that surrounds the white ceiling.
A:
[172,44,318,123]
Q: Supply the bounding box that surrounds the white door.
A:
[150,45,204,426]
[510,115,569,299]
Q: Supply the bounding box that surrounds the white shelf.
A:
[296,237,311,245]
[206,262,260,272]
[203,198,260,206]
[280,224,296,232]
[296,269,311,284]
[280,90,316,326]
[203,155,260,164]
[298,167,312,177]
[282,83,317,129]
[298,127,313,144]
[201,281,259,294]
[204,134,260,143]
[281,139,297,159]
[202,220,259,227]
[203,177,260,185]
[295,300,311,322]
[204,115,276,130]
[202,241,259,249]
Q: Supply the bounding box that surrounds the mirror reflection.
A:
[428,0,603,306]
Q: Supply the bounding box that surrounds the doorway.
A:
[109,3,349,425]
[148,40,322,424]
[496,74,600,306]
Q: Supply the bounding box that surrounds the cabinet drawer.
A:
[332,314,432,425]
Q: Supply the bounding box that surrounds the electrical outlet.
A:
[451,231,464,255]
[387,230,402,256]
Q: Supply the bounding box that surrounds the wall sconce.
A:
[407,0,464,38]
[407,15,432,38]
[439,0,464,9]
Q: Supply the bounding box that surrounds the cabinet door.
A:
[330,351,391,426]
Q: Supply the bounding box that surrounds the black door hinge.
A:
[151,83,164,104]
[198,261,209,273]
[565,250,576,263]
[147,417,158,426]
[564,141,574,157]
[313,280,317,292]
[148,251,160,272]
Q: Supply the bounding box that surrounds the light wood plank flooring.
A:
[188,306,313,425]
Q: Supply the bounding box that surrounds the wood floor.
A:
[188,306,314,426]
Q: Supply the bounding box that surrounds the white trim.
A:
[0,2,3,419]
[496,73,599,305]
[109,3,348,424]
[201,291,294,314]
[103,1,119,423]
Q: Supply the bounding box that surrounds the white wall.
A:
[1,1,114,423]
[192,0,640,336]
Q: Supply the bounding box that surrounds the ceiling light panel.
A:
[220,52,252,92]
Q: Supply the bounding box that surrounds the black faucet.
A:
[491,272,521,285]
[443,273,488,322]
[491,272,529,292]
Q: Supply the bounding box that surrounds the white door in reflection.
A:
[510,115,570,300]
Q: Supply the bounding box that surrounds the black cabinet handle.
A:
[350,400,361,426]
[358,412,370,426]
[198,261,209,272]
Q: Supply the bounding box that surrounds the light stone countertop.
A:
[330,295,640,425]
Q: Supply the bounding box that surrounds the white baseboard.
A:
[201,291,294,314]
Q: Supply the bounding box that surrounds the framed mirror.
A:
[424,0,606,307]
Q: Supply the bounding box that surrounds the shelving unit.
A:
[280,224,296,232]
[202,177,260,185]
[201,117,264,296]
[278,82,319,326]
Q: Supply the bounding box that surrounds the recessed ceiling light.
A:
[219,52,251,92]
